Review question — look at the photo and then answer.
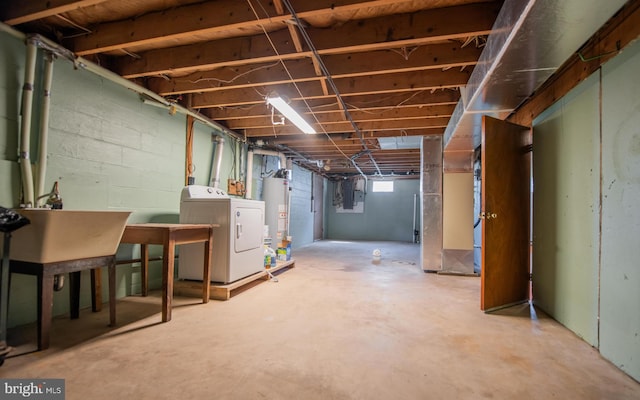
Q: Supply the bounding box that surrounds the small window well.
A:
[372,181,394,192]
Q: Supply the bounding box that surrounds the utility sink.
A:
[9,209,131,264]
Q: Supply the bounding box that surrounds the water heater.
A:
[263,176,289,243]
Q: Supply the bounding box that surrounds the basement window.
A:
[372,181,394,192]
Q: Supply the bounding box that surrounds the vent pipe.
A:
[209,135,225,188]
[245,149,288,199]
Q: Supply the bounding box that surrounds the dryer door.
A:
[233,207,263,253]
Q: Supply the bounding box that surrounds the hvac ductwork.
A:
[443,0,628,171]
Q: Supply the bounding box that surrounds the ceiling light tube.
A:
[266,96,316,134]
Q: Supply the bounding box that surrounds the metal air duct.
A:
[443,0,628,170]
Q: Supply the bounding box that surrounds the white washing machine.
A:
[179,185,265,283]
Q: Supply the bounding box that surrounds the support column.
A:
[420,136,443,271]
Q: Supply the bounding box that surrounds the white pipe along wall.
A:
[244,149,287,200]
[19,38,37,207]
[0,22,252,203]
[209,135,225,188]
[0,22,245,146]
[246,150,254,199]
[36,53,54,206]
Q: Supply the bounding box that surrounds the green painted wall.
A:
[532,73,600,346]
[0,32,23,207]
[326,179,419,242]
[532,39,640,381]
[0,31,237,328]
[600,39,640,381]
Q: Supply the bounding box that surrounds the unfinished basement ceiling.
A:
[2,0,506,178]
[3,1,630,178]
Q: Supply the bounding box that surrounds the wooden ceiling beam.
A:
[149,43,481,96]
[210,90,459,119]
[226,104,456,129]
[293,149,402,157]
[245,121,447,136]
[69,0,420,55]
[118,30,302,79]
[265,128,441,143]
[1,0,107,25]
[114,2,498,78]
[305,2,499,53]
[72,0,279,55]
[191,69,469,108]
[359,129,444,138]
[293,144,370,151]
[341,90,459,109]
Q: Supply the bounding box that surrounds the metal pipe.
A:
[244,148,286,199]
[19,38,38,207]
[239,141,245,184]
[280,0,380,178]
[36,52,55,206]
[209,135,225,188]
[275,144,313,165]
[286,176,292,239]
[234,139,240,182]
[251,148,287,170]
[0,23,244,142]
[0,21,24,40]
[350,159,368,186]
[413,193,417,243]
[245,150,254,199]
[79,59,244,142]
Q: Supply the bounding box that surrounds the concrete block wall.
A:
[326,178,420,241]
[288,165,314,247]
[0,31,229,327]
[0,31,25,206]
[249,153,316,249]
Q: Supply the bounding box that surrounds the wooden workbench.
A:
[119,223,215,323]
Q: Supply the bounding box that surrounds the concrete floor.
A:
[1,240,638,399]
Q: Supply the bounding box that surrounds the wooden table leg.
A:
[202,230,212,303]
[69,271,81,319]
[161,240,175,322]
[37,273,54,350]
[141,243,149,297]
[108,262,116,327]
[91,268,102,312]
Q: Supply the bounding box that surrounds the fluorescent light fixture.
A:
[377,136,422,149]
[266,95,316,134]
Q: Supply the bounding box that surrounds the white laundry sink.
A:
[8,209,131,264]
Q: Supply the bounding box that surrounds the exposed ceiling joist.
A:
[2,0,504,177]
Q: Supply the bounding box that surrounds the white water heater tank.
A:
[263,177,289,242]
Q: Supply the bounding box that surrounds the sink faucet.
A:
[37,181,63,209]
[35,182,65,291]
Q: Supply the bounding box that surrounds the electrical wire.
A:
[55,14,92,37]
[245,0,370,177]
[279,0,381,176]
[180,62,282,86]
